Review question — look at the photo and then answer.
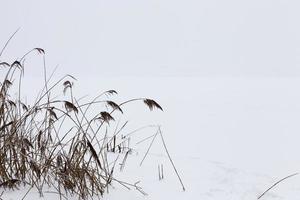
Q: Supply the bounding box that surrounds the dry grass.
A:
[0,33,163,199]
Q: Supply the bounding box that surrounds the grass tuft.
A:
[0,32,164,199]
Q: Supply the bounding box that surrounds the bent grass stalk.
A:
[0,31,167,199]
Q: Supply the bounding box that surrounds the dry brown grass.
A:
[0,32,163,199]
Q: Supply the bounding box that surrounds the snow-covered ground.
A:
[2,77,300,199]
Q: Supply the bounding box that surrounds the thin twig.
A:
[158,127,186,191]
[258,172,298,199]
[139,129,159,166]
[0,28,20,58]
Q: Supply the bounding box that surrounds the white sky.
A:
[1,0,300,77]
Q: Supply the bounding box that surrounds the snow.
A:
[2,77,300,199]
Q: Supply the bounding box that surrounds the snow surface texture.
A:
[1,77,300,200]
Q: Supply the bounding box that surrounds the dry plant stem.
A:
[0,28,20,58]
[136,133,156,145]
[21,185,34,200]
[158,127,186,191]
[140,128,159,166]
[257,173,298,199]
[0,31,164,200]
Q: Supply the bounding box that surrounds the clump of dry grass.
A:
[0,32,164,199]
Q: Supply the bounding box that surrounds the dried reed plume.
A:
[0,31,163,199]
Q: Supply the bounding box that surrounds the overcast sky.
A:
[1,0,300,77]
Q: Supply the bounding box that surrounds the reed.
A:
[0,32,163,199]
